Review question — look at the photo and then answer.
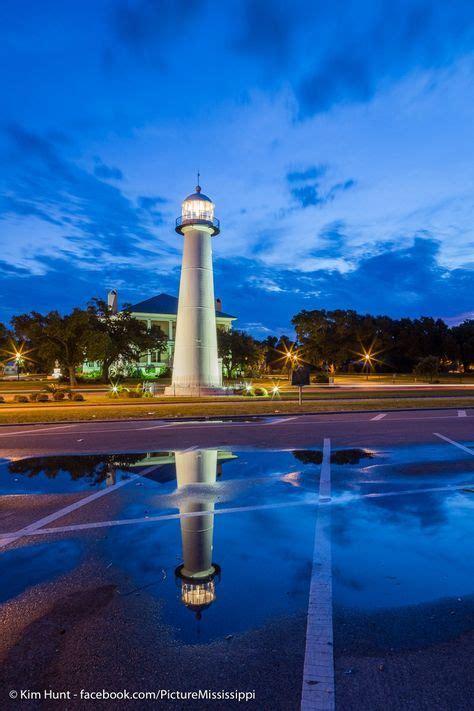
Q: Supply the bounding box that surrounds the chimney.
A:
[215,297,222,312]
[107,289,118,314]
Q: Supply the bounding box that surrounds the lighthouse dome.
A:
[176,183,220,235]
[184,185,213,203]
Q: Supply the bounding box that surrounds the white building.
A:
[82,291,235,377]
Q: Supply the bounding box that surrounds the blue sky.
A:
[1,0,474,336]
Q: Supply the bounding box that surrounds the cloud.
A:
[234,0,303,67]
[289,175,355,208]
[232,0,474,117]
[0,124,177,270]
[213,237,474,335]
[111,0,198,57]
[93,161,123,180]
[287,165,326,183]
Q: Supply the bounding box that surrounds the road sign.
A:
[291,366,310,386]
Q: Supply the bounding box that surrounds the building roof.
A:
[129,293,236,319]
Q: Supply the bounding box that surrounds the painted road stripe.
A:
[434,432,474,455]
[266,416,298,425]
[319,437,331,502]
[0,499,315,539]
[2,481,473,541]
[458,410,467,417]
[371,412,387,421]
[0,424,77,438]
[301,438,335,711]
[0,464,160,549]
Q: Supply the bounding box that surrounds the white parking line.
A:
[319,438,331,501]
[266,416,298,425]
[2,481,472,542]
[0,499,313,540]
[371,412,387,421]
[301,438,335,711]
[0,424,77,438]
[458,410,467,417]
[434,432,474,455]
[0,464,160,549]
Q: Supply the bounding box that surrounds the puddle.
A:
[293,448,376,465]
[1,445,474,649]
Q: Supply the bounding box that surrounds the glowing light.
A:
[109,380,121,397]
[1,340,35,366]
[353,343,384,380]
[181,580,216,608]
[270,382,281,399]
[1,340,35,380]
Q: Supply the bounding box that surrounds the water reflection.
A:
[174,449,222,618]
[9,454,146,486]
[293,449,376,465]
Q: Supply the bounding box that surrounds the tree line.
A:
[292,309,474,373]
[1,299,167,385]
[1,301,474,384]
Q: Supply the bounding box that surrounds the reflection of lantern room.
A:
[176,563,222,619]
[174,449,221,619]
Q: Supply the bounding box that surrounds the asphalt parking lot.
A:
[1,409,473,710]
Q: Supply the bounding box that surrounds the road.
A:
[2,407,474,461]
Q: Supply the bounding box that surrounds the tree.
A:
[414,355,440,383]
[87,298,167,382]
[451,320,474,372]
[12,309,96,385]
[217,329,261,378]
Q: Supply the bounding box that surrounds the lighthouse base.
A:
[164,385,229,397]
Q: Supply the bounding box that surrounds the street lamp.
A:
[14,353,24,381]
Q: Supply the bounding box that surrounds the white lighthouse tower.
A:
[166,179,225,396]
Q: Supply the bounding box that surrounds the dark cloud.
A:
[290,177,355,208]
[287,165,326,182]
[233,0,474,117]
[0,124,174,258]
[234,0,304,67]
[312,221,348,258]
[93,162,123,180]
[214,237,474,335]
[111,0,198,54]
[138,196,167,210]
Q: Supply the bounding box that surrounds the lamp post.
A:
[15,353,23,381]
[364,352,371,381]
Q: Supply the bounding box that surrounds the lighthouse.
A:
[165,180,225,396]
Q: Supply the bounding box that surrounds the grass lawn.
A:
[1,395,474,425]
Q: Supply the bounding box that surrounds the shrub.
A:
[157,366,171,379]
[126,390,142,398]
[253,386,268,397]
[52,391,65,401]
[72,393,85,401]
[0,395,4,403]
[241,386,255,396]
[13,395,29,403]
[37,393,49,402]
[29,392,39,402]
[314,373,329,384]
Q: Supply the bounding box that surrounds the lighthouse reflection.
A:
[174,449,224,619]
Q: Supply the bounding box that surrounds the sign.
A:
[291,366,310,386]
